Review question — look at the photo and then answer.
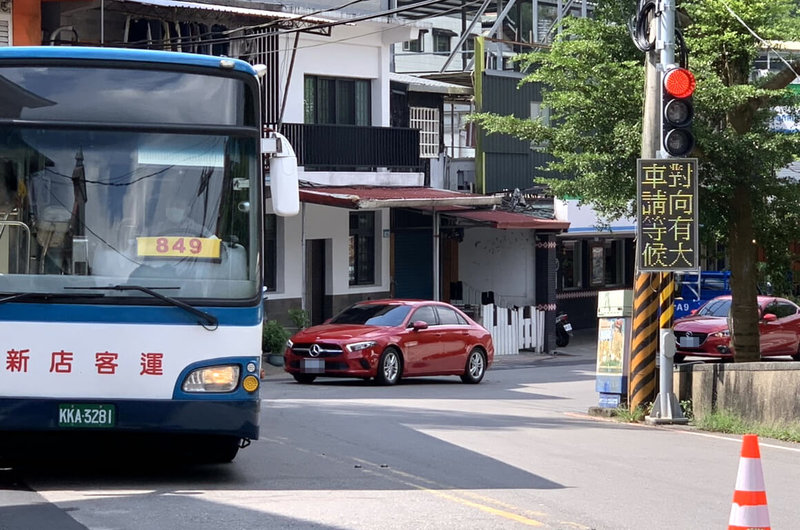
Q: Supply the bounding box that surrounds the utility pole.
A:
[644,0,688,424]
[628,9,660,414]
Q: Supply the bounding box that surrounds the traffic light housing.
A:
[661,66,696,157]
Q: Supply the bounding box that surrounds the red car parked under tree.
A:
[284,299,494,385]
[672,295,800,362]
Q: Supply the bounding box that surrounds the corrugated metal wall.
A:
[480,72,555,193]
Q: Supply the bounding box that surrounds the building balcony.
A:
[279,123,422,172]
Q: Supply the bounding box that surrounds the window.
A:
[410,107,439,158]
[410,305,437,326]
[463,36,475,60]
[604,239,624,286]
[0,14,10,47]
[433,29,455,54]
[349,211,375,285]
[264,214,277,291]
[530,101,550,151]
[767,302,798,319]
[304,75,371,126]
[590,245,604,286]
[560,240,582,289]
[402,36,422,52]
[435,306,465,325]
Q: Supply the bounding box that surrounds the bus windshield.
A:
[0,64,261,301]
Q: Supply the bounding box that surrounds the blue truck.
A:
[673,271,732,319]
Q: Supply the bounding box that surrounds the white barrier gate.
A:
[479,304,546,355]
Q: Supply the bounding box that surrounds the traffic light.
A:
[661,66,696,157]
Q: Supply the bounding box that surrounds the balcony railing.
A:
[279,123,422,171]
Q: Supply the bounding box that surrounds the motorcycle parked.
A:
[555,311,573,347]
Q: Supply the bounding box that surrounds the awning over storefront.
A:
[445,209,570,231]
[299,186,502,210]
[112,0,337,23]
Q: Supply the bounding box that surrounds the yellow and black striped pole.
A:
[659,272,675,331]
[628,272,660,412]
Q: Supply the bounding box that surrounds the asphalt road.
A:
[2,331,798,529]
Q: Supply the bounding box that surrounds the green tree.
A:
[470,0,800,362]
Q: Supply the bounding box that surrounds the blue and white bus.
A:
[0,47,298,462]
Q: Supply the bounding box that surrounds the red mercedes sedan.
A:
[673,295,800,362]
[283,299,494,385]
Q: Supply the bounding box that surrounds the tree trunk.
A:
[729,183,760,362]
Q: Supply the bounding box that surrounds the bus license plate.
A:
[302,359,325,374]
[58,404,116,428]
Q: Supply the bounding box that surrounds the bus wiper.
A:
[67,285,218,330]
[0,292,106,305]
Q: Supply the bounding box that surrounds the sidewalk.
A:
[491,327,598,367]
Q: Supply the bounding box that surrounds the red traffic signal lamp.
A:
[662,67,696,157]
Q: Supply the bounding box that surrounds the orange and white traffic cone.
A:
[728,434,770,530]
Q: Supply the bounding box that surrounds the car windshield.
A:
[329,304,412,326]
[697,298,731,317]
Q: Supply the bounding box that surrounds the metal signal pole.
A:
[645,0,688,424]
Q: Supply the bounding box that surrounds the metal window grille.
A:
[410,107,439,159]
[0,14,11,47]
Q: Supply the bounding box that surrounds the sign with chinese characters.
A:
[636,158,699,272]
[0,321,261,399]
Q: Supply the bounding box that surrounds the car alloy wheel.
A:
[376,349,401,385]
[461,349,486,384]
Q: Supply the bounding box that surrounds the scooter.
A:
[555,311,573,347]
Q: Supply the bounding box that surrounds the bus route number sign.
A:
[58,404,116,428]
[136,236,221,259]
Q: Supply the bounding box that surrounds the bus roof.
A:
[0,46,258,75]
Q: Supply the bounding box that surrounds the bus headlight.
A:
[182,365,240,392]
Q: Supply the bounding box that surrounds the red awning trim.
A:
[299,186,501,209]
[445,209,570,230]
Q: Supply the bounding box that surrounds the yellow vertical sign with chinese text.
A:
[636,159,698,272]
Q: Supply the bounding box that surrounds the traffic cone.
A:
[728,434,770,530]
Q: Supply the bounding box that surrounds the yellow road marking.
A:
[262,437,589,529]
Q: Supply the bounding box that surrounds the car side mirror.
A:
[690,309,698,315]
[762,313,777,322]
[412,320,429,330]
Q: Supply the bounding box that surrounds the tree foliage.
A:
[469,0,800,361]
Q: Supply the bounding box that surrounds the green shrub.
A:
[262,320,290,353]
[288,308,311,330]
[613,403,650,423]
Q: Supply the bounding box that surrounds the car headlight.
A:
[711,329,731,338]
[286,339,293,349]
[182,365,240,392]
[346,341,377,352]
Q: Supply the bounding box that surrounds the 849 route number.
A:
[136,236,221,259]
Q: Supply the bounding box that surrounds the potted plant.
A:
[262,319,290,367]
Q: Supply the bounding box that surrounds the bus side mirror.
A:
[264,132,300,217]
